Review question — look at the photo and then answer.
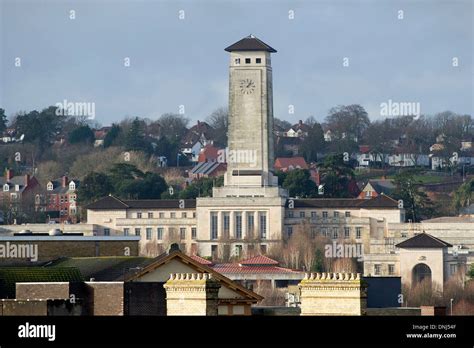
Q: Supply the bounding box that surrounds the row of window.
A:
[134,211,195,219]
[210,212,266,240]
[374,264,395,276]
[287,211,352,219]
[210,244,267,258]
[287,226,363,239]
[122,227,197,240]
[235,57,262,65]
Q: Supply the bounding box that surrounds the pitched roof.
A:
[213,264,302,275]
[225,35,277,53]
[274,157,308,171]
[46,257,155,281]
[395,233,452,249]
[181,121,213,147]
[287,194,399,209]
[85,195,196,210]
[0,267,83,298]
[197,144,221,162]
[127,250,263,302]
[367,179,395,195]
[189,255,213,265]
[240,255,279,265]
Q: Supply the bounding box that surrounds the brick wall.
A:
[85,282,124,316]
[16,282,69,300]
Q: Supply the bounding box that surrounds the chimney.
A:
[6,169,13,181]
[299,120,303,125]
[24,174,30,187]
[62,175,68,188]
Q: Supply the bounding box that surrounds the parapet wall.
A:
[298,272,367,316]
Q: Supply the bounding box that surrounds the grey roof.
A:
[288,194,399,209]
[0,176,29,192]
[85,195,197,210]
[190,161,224,176]
[225,35,277,53]
[396,233,452,249]
[366,179,395,195]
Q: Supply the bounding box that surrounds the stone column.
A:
[298,272,367,316]
[229,211,235,239]
[164,273,221,316]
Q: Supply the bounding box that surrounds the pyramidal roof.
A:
[396,232,452,249]
[225,35,277,53]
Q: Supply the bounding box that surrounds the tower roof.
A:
[225,35,277,53]
[395,232,452,249]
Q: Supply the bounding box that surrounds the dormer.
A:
[3,183,9,192]
[69,181,76,191]
[15,184,20,191]
[47,181,54,191]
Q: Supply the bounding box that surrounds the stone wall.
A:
[299,272,367,316]
[164,273,221,316]
[0,299,47,315]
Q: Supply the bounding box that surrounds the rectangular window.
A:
[170,212,176,218]
[311,227,317,239]
[234,58,240,65]
[191,227,197,239]
[235,245,243,257]
[180,227,186,240]
[245,58,251,64]
[223,212,230,238]
[287,226,293,238]
[137,212,142,219]
[345,211,351,217]
[256,58,261,64]
[333,228,338,239]
[260,245,267,254]
[322,228,327,237]
[259,212,267,239]
[157,227,164,240]
[356,227,362,239]
[247,213,254,237]
[146,228,152,240]
[135,228,141,236]
[388,264,395,275]
[450,264,457,275]
[147,212,153,219]
[211,245,218,259]
[365,190,372,197]
[288,211,294,218]
[311,211,317,218]
[299,211,305,218]
[322,211,328,218]
[235,213,242,239]
[104,228,110,236]
[374,264,381,275]
[159,212,165,218]
[344,227,350,239]
[182,212,187,218]
[210,212,218,240]
[123,228,129,236]
[334,211,339,218]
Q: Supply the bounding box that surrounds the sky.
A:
[0,0,473,126]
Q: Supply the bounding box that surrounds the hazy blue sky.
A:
[1,0,472,126]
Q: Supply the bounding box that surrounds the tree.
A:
[318,154,356,198]
[325,104,370,142]
[274,117,291,131]
[452,178,473,213]
[178,176,224,199]
[68,125,94,144]
[125,117,150,153]
[77,172,113,205]
[393,169,434,222]
[103,124,121,147]
[206,107,228,147]
[300,122,325,162]
[0,108,8,134]
[158,113,189,140]
[281,169,316,197]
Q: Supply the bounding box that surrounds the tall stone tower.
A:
[214,35,282,198]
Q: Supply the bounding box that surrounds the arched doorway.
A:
[412,263,432,286]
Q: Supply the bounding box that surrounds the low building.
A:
[274,157,308,172]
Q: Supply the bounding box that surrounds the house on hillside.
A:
[358,179,395,199]
[181,121,214,162]
[42,176,80,223]
[274,157,308,172]
[285,120,309,138]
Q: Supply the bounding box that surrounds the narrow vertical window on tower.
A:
[223,212,230,239]
[235,58,240,65]
[235,213,242,239]
[245,58,251,64]
[247,212,254,238]
[256,58,261,64]
[210,212,218,240]
[259,212,267,239]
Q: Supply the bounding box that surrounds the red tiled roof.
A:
[212,264,302,274]
[274,157,308,171]
[197,144,222,163]
[240,255,279,265]
[189,255,213,265]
